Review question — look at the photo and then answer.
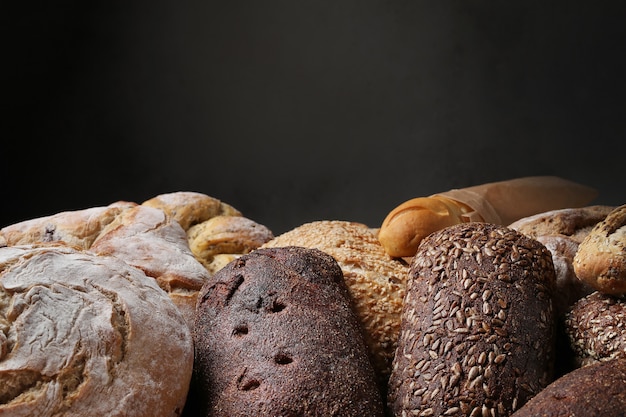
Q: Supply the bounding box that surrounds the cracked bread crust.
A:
[192,246,385,417]
[0,244,193,417]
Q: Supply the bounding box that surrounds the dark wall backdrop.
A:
[4,1,626,234]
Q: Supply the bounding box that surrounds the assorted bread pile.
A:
[0,176,625,416]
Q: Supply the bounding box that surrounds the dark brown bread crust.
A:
[387,223,557,417]
[564,291,626,367]
[192,246,385,417]
[509,358,626,417]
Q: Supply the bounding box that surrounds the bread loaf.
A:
[0,201,137,249]
[142,191,241,230]
[379,176,598,257]
[0,244,193,416]
[260,220,408,389]
[142,191,274,275]
[191,246,385,417]
[564,291,626,367]
[387,222,557,417]
[89,205,212,328]
[509,358,626,417]
[508,205,614,316]
[573,204,626,295]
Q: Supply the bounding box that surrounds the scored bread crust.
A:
[260,220,408,389]
[573,204,626,295]
[0,244,193,417]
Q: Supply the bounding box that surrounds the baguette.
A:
[379,176,598,257]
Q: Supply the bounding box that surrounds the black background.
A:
[4,1,626,235]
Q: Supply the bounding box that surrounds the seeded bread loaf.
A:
[573,204,626,295]
[0,244,194,416]
[509,358,626,417]
[260,220,408,389]
[564,291,626,367]
[387,222,557,417]
[191,246,385,417]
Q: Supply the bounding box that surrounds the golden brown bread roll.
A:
[379,176,598,257]
[573,204,626,295]
[0,243,193,416]
[141,190,241,230]
[187,215,274,275]
[261,220,408,390]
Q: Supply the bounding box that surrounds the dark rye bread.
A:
[387,223,557,417]
[191,246,385,417]
[509,358,626,417]
[564,291,626,367]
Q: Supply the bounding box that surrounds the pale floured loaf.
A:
[89,205,212,328]
[261,220,408,389]
[0,243,193,416]
[388,222,557,417]
[0,201,137,249]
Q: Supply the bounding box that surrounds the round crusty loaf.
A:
[260,220,408,388]
[573,204,626,295]
[0,243,193,416]
[509,358,626,417]
[387,222,557,417]
[564,291,626,367]
[191,246,385,416]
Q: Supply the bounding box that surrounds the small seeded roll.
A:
[564,291,626,367]
[388,222,557,417]
[509,358,626,417]
[192,246,385,417]
[573,204,626,295]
